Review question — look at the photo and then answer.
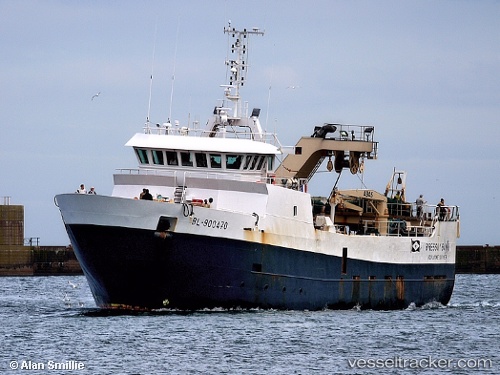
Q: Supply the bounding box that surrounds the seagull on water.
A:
[91,91,101,100]
[68,280,79,288]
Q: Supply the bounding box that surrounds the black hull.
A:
[66,224,455,310]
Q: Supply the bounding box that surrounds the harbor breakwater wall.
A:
[0,245,82,276]
[456,245,500,274]
[0,199,82,276]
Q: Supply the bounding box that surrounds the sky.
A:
[1,0,499,246]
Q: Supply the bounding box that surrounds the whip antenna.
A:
[146,20,158,129]
[168,17,180,123]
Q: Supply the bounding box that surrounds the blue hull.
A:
[65,224,455,310]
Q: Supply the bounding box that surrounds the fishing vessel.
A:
[55,25,459,310]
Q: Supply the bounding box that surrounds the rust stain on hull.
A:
[396,276,405,301]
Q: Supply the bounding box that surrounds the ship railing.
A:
[313,124,377,159]
[271,176,309,191]
[142,124,282,147]
[428,204,460,222]
[362,219,435,237]
[319,124,375,143]
[115,168,268,183]
[116,168,177,177]
[387,202,459,222]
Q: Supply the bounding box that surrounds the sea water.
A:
[1,274,498,374]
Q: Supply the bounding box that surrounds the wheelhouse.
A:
[125,132,281,178]
[133,147,274,172]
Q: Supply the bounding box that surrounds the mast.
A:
[223,25,264,119]
[204,24,265,139]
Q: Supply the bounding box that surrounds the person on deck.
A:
[437,198,448,221]
[76,184,86,194]
[416,194,425,218]
[141,189,153,200]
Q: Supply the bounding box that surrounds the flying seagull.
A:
[91,91,101,100]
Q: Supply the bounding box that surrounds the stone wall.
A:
[456,245,500,274]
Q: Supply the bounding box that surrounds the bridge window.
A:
[250,156,260,169]
[256,156,266,170]
[136,149,149,164]
[166,151,178,165]
[210,154,222,168]
[226,155,242,169]
[152,150,164,165]
[195,153,208,168]
[180,152,193,167]
[243,155,253,170]
[267,156,274,170]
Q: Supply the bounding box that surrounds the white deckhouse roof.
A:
[126,133,281,155]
